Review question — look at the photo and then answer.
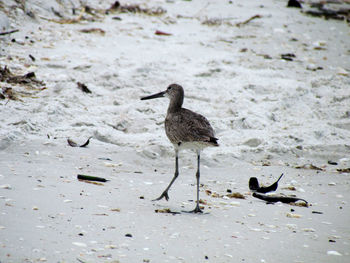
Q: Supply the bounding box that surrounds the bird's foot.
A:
[183,204,203,214]
[152,191,169,201]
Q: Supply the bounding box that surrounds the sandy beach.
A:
[1,0,350,262]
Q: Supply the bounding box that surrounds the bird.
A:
[140,84,219,213]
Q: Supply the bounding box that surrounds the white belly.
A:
[173,141,209,151]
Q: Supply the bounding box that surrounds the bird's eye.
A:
[167,86,172,90]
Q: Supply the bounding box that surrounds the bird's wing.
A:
[165,108,216,143]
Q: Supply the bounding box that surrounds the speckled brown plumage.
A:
[165,108,218,147]
[164,84,218,148]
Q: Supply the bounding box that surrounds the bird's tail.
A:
[209,137,219,146]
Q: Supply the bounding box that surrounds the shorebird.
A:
[141,84,219,213]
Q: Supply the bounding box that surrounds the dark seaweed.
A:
[67,137,92,147]
[249,174,284,193]
[252,192,308,205]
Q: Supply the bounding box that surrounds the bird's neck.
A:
[167,97,183,114]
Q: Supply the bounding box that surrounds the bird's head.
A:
[140,84,184,101]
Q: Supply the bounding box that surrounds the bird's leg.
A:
[153,149,179,201]
[186,150,203,213]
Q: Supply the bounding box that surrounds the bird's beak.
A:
[140,90,166,100]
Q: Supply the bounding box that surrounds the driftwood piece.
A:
[77,174,109,182]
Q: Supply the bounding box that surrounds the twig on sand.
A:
[235,14,262,27]
[202,14,262,27]
[77,174,109,182]
[0,29,19,36]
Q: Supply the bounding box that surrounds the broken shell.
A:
[0,184,11,189]
[104,162,122,167]
[327,251,342,256]
[302,228,316,232]
[226,192,245,199]
[336,67,348,76]
[286,213,302,218]
[313,40,327,50]
[72,242,87,247]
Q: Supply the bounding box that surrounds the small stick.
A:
[0,29,19,36]
[76,258,87,263]
[236,14,262,27]
[77,174,109,182]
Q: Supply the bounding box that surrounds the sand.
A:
[0,0,349,262]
